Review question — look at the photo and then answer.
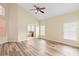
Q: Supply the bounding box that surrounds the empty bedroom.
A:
[0,3,79,56]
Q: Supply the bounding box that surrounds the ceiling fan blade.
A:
[40,7,46,9]
[30,9,37,11]
[40,10,44,13]
[33,5,38,8]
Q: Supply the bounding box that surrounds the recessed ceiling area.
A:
[19,3,79,20]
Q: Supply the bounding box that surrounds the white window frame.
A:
[64,22,77,40]
[0,5,5,16]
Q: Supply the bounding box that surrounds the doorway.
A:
[27,24,45,38]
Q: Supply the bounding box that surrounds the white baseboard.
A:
[45,39,79,48]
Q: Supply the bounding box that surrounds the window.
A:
[27,24,45,38]
[35,25,45,38]
[0,5,5,16]
[27,24,35,32]
[31,25,35,31]
[36,25,40,38]
[64,22,77,40]
[40,25,45,36]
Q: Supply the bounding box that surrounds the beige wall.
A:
[40,11,79,47]
[7,4,38,42]
[7,4,18,42]
[17,5,38,41]
[0,3,38,43]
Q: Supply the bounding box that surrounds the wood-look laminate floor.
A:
[0,38,79,56]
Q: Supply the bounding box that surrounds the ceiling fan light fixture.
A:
[30,4,46,14]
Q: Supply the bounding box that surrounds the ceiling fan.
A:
[30,4,46,14]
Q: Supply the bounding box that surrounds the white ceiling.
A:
[19,3,79,20]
